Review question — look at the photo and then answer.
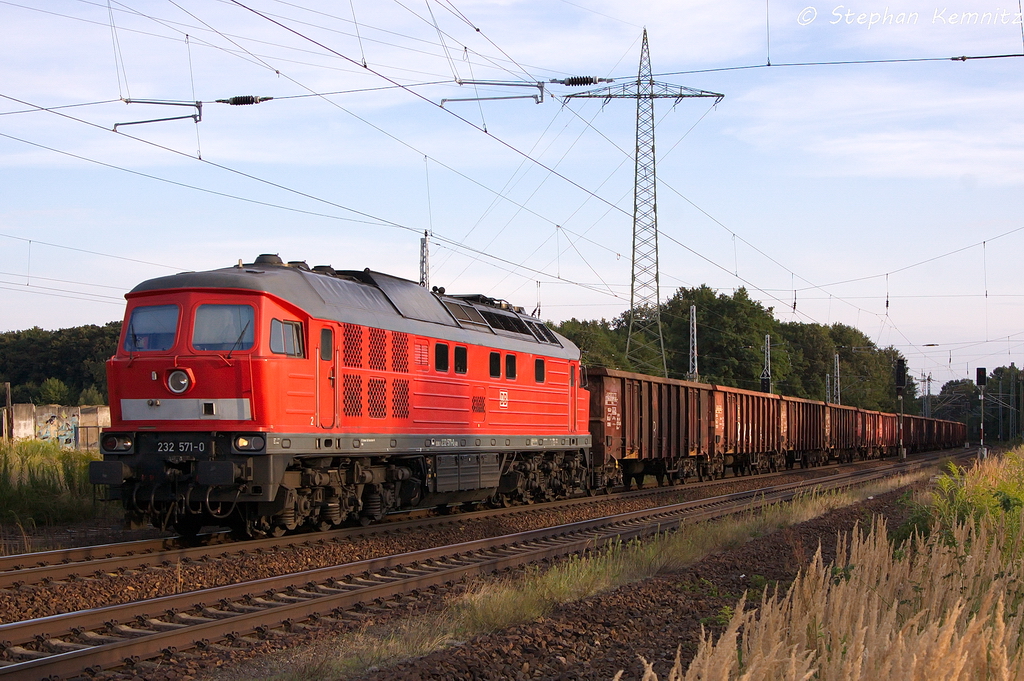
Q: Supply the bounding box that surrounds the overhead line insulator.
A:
[216,96,274,106]
[549,76,614,86]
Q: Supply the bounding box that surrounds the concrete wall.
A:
[0,403,109,449]
[78,406,110,450]
[12,403,35,440]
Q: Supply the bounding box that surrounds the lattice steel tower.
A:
[566,30,722,377]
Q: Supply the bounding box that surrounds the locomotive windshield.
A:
[192,304,255,351]
[124,304,179,352]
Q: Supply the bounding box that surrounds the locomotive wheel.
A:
[491,493,513,507]
[172,515,205,541]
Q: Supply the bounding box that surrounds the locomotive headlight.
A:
[234,435,265,451]
[102,434,133,452]
[167,370,191,394]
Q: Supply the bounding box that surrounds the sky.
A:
[1,0,1023,391]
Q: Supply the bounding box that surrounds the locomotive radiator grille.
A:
[392,332,410,373]
[343,374,363,417]
[369,328,387,371]
[393,379,410,419]
[343,324,363,368]
[368,378,387,419]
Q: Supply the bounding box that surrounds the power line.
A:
[0,118,621,301]
[0,232,180,270]
[649,52,1024,80]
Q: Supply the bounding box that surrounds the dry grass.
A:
[244,469,931,681]
[626,516,1024,680]
[620,449,1024,680]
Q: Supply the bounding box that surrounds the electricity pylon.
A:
[565,30,722,377]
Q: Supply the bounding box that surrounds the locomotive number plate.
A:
[154,435,209,455]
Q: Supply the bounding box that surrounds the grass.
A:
[0,439,104,527]
[626,446,1024,680]
[248,469,932,681]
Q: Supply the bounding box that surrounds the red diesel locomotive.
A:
[91,255,593,537]
[91,254,966,537]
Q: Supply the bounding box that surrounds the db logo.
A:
[499,390,509,409]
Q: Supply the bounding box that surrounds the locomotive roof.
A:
[128,257,581,360]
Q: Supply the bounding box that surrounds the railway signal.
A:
[977,367,988,459]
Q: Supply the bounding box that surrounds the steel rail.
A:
[0,455,947,679]
[0,455,895,588]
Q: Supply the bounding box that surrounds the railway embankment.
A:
[0,449,971,679]
[164,459,947,681]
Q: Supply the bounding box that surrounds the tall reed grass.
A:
[631,515,1024,680]
[0,439,101,526]
[628,449,1024,680]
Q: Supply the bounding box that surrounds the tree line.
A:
[0,322,121,405]
[3,288,1008,432]
[553,285,921,414]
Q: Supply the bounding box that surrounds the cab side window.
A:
[435,343,449,372]
[271,319,304,357]
[320,328,333,361]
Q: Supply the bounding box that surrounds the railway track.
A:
[0,452,953,679]
[0,454,916,590]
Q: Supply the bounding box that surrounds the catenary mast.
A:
[565,30,722,377]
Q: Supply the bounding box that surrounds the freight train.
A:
[90,255,966,537]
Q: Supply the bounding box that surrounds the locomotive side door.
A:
[568,364,578,432]
[318,326,337,428]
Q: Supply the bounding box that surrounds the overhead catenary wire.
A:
[6,2,1015,378]
[106,0,130,99]
[348,0,367,67]
[83,0,1024,342]
[0,116,622,301]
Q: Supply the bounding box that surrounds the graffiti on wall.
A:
[35,406,79,448]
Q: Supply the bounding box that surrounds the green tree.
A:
[661,286,787,390]
[78,385,105,406]
[0,321,120,403]
[552,318,631,370]
[38,377,70,405]
[775,321,835,400]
